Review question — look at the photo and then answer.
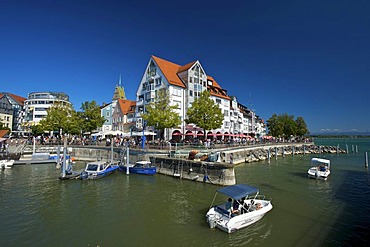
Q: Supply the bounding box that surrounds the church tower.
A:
[112,74,126,101]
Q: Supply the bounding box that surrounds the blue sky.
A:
[1,0,369,134]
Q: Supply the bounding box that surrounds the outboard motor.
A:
[207,214,217,228]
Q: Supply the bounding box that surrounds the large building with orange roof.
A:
[135,55,266,141]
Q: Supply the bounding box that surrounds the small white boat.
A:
[0,159,15,169]
[206,184,273,233]
[308,158,331,180]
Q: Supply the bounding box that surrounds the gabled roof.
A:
[150,55,230,100]
[151,55,186,88]
[117,99,136,115]
[178,61,197,73]
[0,92,27,106]
[207,76,230,100]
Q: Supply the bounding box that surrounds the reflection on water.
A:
[1,138,370,246]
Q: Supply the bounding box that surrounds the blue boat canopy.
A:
[217,184,259,200]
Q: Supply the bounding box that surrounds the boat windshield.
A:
[86,164,98,171]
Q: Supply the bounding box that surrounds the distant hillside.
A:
[311,131,370,138]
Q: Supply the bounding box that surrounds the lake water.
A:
[1,138,369,246]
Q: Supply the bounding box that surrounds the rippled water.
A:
[1,138,369,246]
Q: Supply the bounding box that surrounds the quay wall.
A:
[21,143,346,185]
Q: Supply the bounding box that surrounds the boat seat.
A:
[215,206,230,216]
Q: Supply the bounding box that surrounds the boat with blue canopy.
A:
[206,184,273,233]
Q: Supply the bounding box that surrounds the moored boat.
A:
[119,160,157,175]
[206,184,273,233]
[80,161,119,180]
[0,159,14,169]
[308,158,331,180]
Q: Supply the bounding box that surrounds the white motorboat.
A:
[0,159,15,169]
[206,184,273,233]
[308,158,331,180]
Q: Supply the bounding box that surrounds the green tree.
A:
[78,101,105,134]
[38,102,80,135]
[267,113,309,137]
[141,88,181,139]
[185,90,224,139]
[295,116,309,136]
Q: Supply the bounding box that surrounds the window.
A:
[189,90,193,97]
[216,99,221,104]
[106,112,110,117]
[155,77,162,86]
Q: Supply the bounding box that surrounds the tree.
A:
[78,101,105,134]
[38,102,80,135]
[141,88,181,139]
[295,116,309,136]
[185,90,224,139]
[267,113,309,137]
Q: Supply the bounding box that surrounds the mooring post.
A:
[303,145,306,155]
[352,145,354,153]
[268,149,271,164]
[346,144,348,154]
[292,146,295,156]
[282,147,285,158]
[275,147,277,160]
[336,144,339,154]
[126,146,130,174]
[365,152,368,168]
[319,146,321,154]
[355,145,358,153]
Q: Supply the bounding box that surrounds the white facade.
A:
[135,55,266,140]
[23,92,71,129]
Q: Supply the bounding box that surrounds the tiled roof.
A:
[178,61,196,73]
[0,92,27,106]
[0,129,10,138]
[151,55,230,100]
[207,76,230,100]
[152,55,186,88]
[117,99,136,115]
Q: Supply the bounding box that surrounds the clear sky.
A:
[1,0,369,134]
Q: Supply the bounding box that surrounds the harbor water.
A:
[1,138,369,246]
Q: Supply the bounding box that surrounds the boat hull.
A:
[307,167,330,180]
[119,165,156,175]
[80,165,119,180]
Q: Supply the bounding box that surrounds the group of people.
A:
[226,197,262,215]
